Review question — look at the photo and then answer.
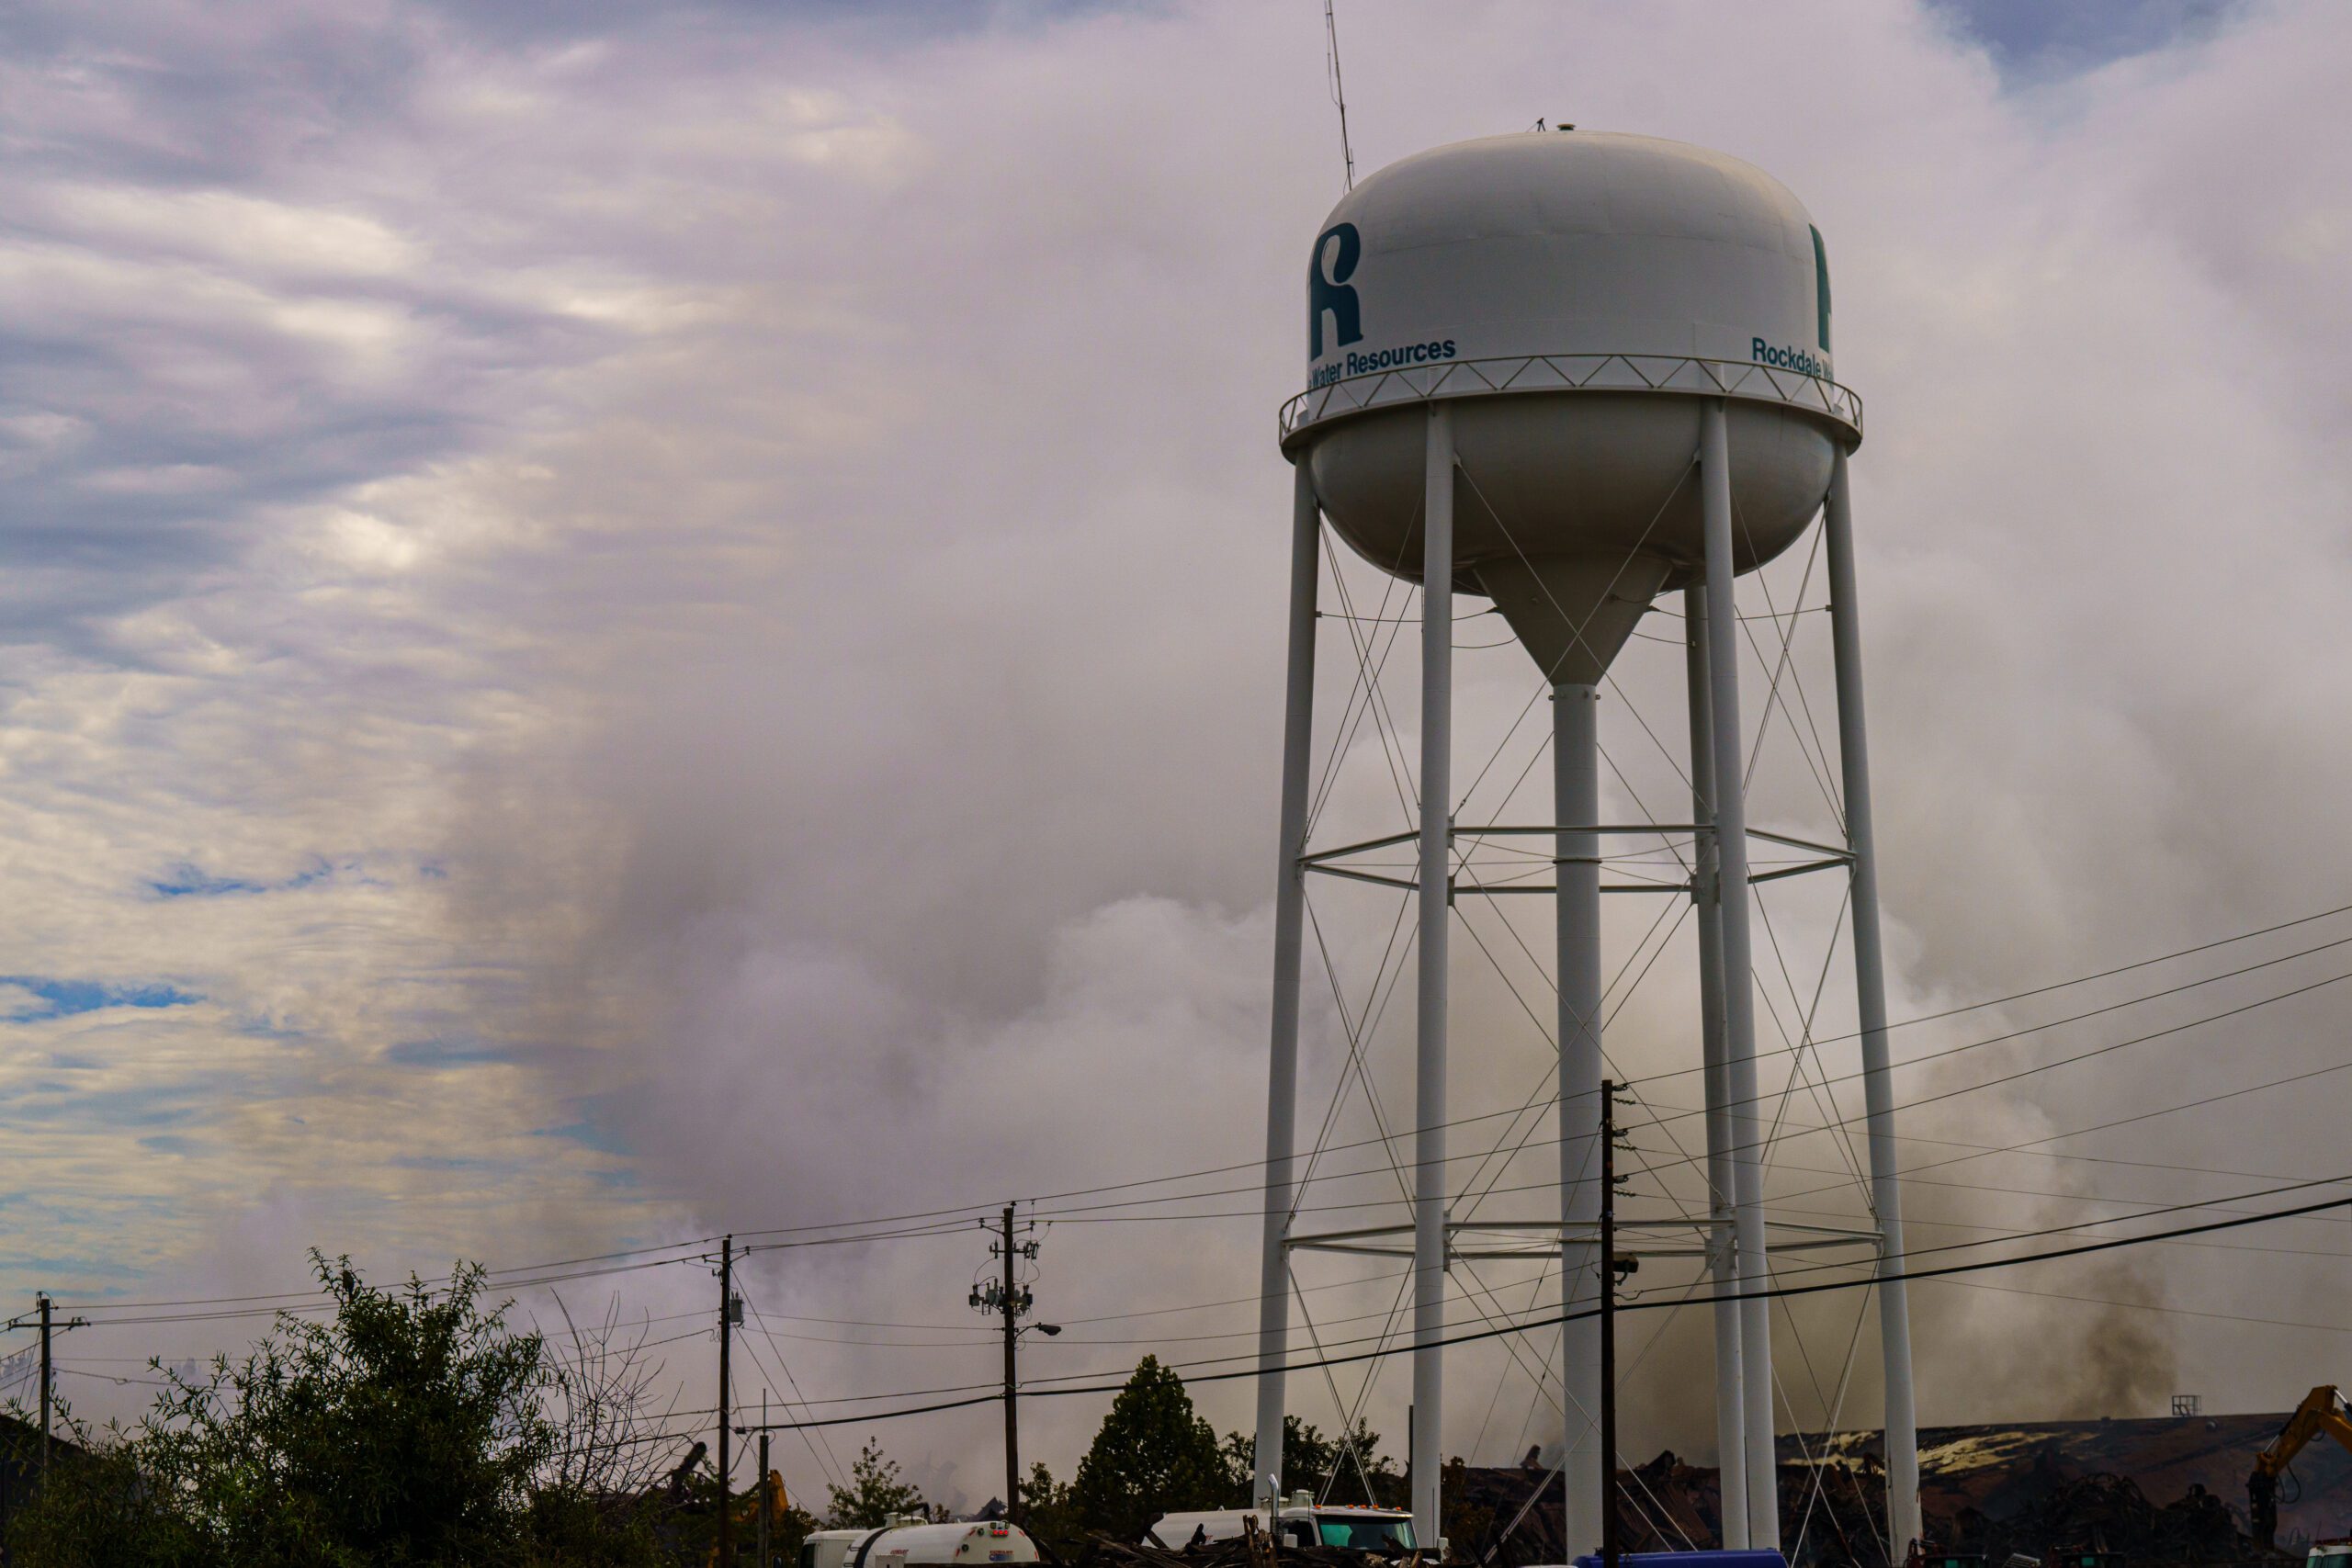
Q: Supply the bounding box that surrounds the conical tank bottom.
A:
[1472,552,1675,686]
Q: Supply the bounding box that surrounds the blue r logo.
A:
[1309,222,1363,359]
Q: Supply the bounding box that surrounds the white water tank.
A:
[1282,130,1859,681]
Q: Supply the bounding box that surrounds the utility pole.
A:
[757,1387,774,1568]
[718,1238,740,1568]
[971,1206,1056,1527]
[1599,1082,1635,1568]
[7,1293,86,1477]
[1000,1205,1019,1526]
[39,1293,52,1478]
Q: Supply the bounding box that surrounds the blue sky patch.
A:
[534,1114,633,1158]
[389,1153,522,1176]
[148,866,263,897]
[0,977,199,1022]
[148,857,338,898]
[384,1036,512,1068]
[1934,0,2240,77]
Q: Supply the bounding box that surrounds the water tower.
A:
[1249,131,1919,1558]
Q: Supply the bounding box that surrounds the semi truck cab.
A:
[1148,1497,1417,1554]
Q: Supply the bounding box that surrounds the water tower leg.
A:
[1555,682,1604,1557]
[1684,584,1749,1549]
[1411,403,1454,1548]
[1699,399,1781,1551]
[1822,449,1922,1561]
[1254,460,1322,1512]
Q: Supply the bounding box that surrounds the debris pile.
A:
[1444,1453,1893,1568]
[1448,1409,2339,1566]
[1077,1411,2333,1568]
[1931,1470,2244,1563]
[1067,1534,1411,1568]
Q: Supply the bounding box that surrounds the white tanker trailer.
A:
[799,1520,1041,1568]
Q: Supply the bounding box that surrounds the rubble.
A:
[1065,1533,1414,1568]
[1446,1410,2347,1568]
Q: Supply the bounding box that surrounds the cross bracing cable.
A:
[1447,454,1701,809]
[1014,1134,2352,1270]
[1774,1283,1879,1565]
[1653,958,2352,1173]
[1015,968,2352,1241]
[1293,902,2352,1187]
[1011,928,2352,1221]
[1307,510,1422,831]
[748,897,2352,1239]
[1730,490,1846,828]
[1010,1160,2352,1393]
[1734,502,1840,817]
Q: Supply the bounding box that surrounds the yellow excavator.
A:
[2250,1387,2352,1551]
[708,1471,792,1567]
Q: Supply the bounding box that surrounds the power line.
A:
[53,1041,2349,1354]
[1594,955,2352,1175]
[51,1224,979,1330]
[53,1237,727,1314]
[738,1188,2352,1434]
[979,949,2352,1234]
[726,1167,2352,1416]
[43,903,2340,1325]
[709,903,2352,1242]
[32,905,2352,1366]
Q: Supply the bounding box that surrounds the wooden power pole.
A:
[6,1293,86,1477]
[1599,1081,1635,1568]
[1001,1205,1021,1525]
[38,1293,52,1477]
[718,1237,738,1567]
[972,1205,1050,1526]
[757,1427,774,1568]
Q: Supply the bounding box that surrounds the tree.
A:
[0,1413,206,1568]
[1220,1416,1405,1510]
[138,1253,557,1566]
[1018,1461,1080,1552]
[1069,1357,1226,1542]
[1,1253,672,1568]
[827,1438,927,1528]
[770,1495,823,1567]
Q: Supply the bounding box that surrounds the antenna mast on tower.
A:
[1324,0,1355,190]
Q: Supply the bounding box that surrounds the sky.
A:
[4,0,2352,1523]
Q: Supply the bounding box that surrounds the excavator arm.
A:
[708,1472,792,1564]
[2251,1386,2352,1551]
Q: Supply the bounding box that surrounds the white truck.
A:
[1148,1495,1419,1555]
[800,1520,1042,1568]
